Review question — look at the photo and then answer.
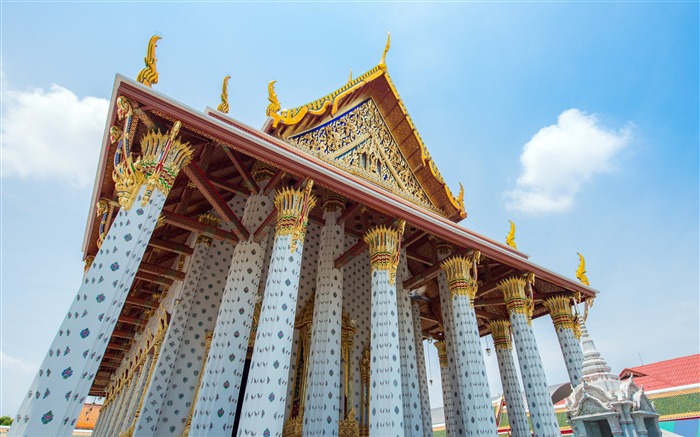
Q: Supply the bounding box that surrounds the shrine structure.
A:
[10,36,602,437]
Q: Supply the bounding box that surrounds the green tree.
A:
[0,415,13,426]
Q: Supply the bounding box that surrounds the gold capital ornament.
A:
[363,219,406,285]
[488,319,513,350]
[497,276,535,324]
[441,255,478,305]
[434,340,448,368]
[543,296,576,332]
[274,179,317,252]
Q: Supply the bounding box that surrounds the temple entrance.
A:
[584,419,614,437]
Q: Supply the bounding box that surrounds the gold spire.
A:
[266,80,281,117]
[379,32,390,68]
[136,35,161,88]
[348,68,353,83]
[506,220,517,249]
[217,75,231,114]
[576,252,590,286]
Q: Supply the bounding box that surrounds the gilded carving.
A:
[217,75,230,114]
[543,296,575,332]
[286,99,436,211]
[506,220,517,249]
[364,220,405,285]
[498,277,534,324]
[274,180,317,252]
[136,35,160,88]
[488,319,513,350]
[441,255,478,303]
[576,252,590,286]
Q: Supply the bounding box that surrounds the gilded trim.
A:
[489,319,512,350]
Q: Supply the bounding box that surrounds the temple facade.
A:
[10,36,608,437]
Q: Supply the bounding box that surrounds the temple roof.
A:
[619,354,700,392]
[264,62,466,222]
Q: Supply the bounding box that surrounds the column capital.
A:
[441,256,478,303]
[274,180,318,251]
[543,295,575,331]
[84,256,95,273]
[363,220,405,285]
[488,319,512,350]
[322,191,345,212]
[433,340,448,368]
[251,160,277,182]
[497,277,534,323]
[112,107,194,210]
[195,213,220,247]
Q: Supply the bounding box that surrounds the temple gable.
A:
[286,99,436,211]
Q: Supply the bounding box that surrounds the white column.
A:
[411,301,434,437]
[441,255,498,436]
[189,189,275,435]
[498,277,559,437]
[302,198,345,436]
[396,250,424,437]
[8,116,192,437]
[488,320,530,437]
[434,341,457,435]
[119,353,154,435]
[154,239,232,436]
[543,296,584,387]
[132,234,213,436]
[436,245,464,437]
[364,223,405,437]
[236,183,317,437]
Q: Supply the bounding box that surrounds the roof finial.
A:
[506,220,517,249]
[137,35,161,88]
[348,68,353,83]
[266,80,281,117]
[380,31,391,68]
[576,252,590,286]
[217,75,231,114]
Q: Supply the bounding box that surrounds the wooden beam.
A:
[124,296,158,309]
[403,248,471,290]
[182,162,249,240]
[334,239,367,269]
[135,271,175,287]
[337,202,362,225]
[403,231,427,248]
[222,147,259,194]
[111,330,134,340]
[117,314,146,326]
[209,175,250,196]
[139,262,186,281]
[253,209,277,243]
[148,238,194,256]
[406,251,432,266]
[107,343,132,351]
[263,169,285,195]
[161,210,239,243]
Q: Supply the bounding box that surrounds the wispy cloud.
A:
[1,79,109,189]
[506,109,631,214]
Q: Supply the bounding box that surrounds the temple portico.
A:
[10,35,609,437]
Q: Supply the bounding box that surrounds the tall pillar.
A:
[543,296,584,387]
[411,301,434,436]
[396,251,425,437]
[236,181,317,437]
[302,196,345,436]
[498,277,559,437]
[9,116,192,437]
[189,187,275,435]
[488,320,530,437]
[441,255,498,436]
[364,222,405,436]
[435,243,463,437]
[434,340,457,435]
[132,230,214,436]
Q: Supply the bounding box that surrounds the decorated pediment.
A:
[286,99,436,211]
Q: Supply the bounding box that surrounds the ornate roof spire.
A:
[379,32,390,68]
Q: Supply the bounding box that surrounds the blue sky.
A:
[1,2,698,417]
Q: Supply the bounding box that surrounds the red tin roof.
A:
[619,354,700,392]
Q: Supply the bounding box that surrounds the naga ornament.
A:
[137,35,161,87]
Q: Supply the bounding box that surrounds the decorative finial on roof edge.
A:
[506,220,517,249]
[380,32,391,69]
[348,68,353,83]
[576,252,590,286]
[137,35,161,88]
[217,75,231,114]
[266,80,281,118]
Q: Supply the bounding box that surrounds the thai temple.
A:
[8,35,661,437]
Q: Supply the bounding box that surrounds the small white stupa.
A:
[566,322,661,437]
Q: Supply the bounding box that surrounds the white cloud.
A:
[506,109,631,214]
[1,82,109,189]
